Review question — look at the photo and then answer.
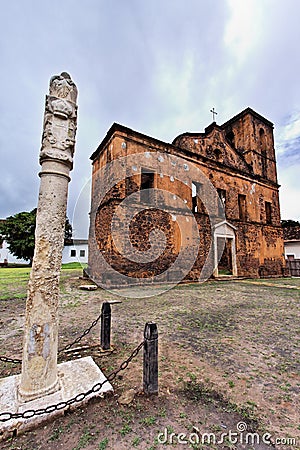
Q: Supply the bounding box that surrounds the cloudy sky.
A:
[1,0,300,237]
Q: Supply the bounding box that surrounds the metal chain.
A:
[0,313,103,364]
[0,356,22,364]
[0,340,145,423]
[58,312,103,353]
[106,340,144,382]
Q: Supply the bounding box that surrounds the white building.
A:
[0,240,28,265]
[0,239,88,265]
[284,240,300,260]
[283,226,300,260]
[62,239,88,264]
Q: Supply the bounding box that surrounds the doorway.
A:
[213,221,237,277]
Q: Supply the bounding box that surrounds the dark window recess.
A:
[226,130,235,147]
[214,148,222,160]
[217,188,226,215]
[217,189,226,205]
[192,196,198,213]
[140,169,155,202]
[80,250,85,257]
[238,194,247,220]
[192,182,202,213]
[70,249,76,257]
[265,201,272,224]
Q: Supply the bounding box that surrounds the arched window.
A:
[214,148,222,160]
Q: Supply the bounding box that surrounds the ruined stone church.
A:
[87,107,286,286]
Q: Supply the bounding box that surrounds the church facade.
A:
[87,107,286,286]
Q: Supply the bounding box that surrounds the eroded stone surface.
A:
[118,388,136,405]
[0,357,113,441]
[79,284,97,291]
[18,73,78,401]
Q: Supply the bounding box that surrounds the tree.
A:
[281,219,300,228]
[0,209,73,265]
[64,217,73,244]
[0,209,36,265]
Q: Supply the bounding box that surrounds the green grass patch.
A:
[0,264,86,300]
[0,267,31,300]
[62,262,87,270]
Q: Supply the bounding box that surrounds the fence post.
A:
[101,302,111,350]
[143,322,158,395]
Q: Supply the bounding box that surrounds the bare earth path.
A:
[0,269,299,449]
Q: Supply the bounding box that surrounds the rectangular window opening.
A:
[192,181,202,213]
[238,194,247,221]
[80,250,85,257]
[141,168,155,202]
[70,249,76,257]
[265,201,272,224]
[286,254,295,261]
[217,188,226,215]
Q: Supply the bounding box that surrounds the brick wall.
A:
[88,109,286,286]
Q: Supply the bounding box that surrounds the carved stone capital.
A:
[40,73,77,167]
[49,72,78,103]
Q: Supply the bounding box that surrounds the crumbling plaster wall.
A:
[88,114,285,283]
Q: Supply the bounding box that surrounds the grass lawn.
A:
[0,267,31,300]
[0,263,86,301]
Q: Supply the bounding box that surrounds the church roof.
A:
[64,239,88,246]
[172,107,273,144]
[90,107,273,181]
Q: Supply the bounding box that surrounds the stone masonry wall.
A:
[88,110,286,285]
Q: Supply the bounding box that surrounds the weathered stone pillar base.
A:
[18,377,60,403]
[0,357,113,441]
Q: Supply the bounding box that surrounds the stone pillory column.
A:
[18,72,78,401]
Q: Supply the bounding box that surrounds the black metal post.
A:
[143,322,158,395]
[101,302,111,350]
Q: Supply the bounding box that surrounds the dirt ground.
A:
[0,269,299,450]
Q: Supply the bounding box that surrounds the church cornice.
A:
[90,122,173,161]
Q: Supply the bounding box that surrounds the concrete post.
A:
[18,72,78,402]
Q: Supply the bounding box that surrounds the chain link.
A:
[0,313,103,364]
[0,356,22,364]
[106,340,144,382]
[58,312,102,353]
[0,340,145,423]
